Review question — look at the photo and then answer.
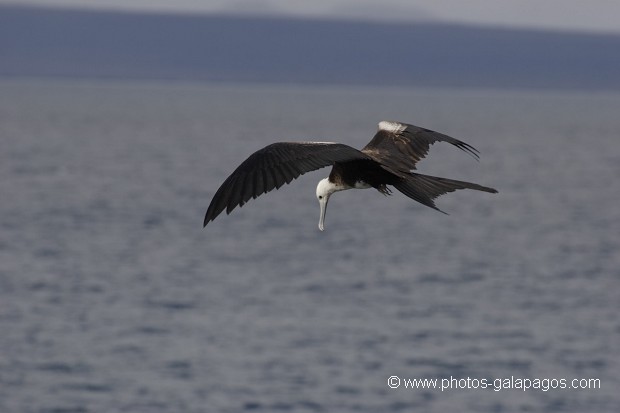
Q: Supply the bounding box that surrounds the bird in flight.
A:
[204,121,497,230]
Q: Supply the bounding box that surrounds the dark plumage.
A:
[203,120,497,230]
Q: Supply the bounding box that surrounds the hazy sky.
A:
[3,0,620,33]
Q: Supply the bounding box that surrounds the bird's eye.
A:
[318,195,323,200]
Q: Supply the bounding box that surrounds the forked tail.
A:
[393,172,497,213]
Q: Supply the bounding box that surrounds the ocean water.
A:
[0,80,618,413]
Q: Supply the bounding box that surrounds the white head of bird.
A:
[315,178,345,231]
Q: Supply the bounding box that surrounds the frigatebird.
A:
[204,121,497,230]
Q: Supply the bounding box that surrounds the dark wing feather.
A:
[204,142,368,227]
[362,121,480,173]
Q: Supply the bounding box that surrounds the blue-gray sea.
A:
[1,80,619,413]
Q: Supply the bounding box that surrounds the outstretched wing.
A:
[204,142,368,227]
[362,121,480,172]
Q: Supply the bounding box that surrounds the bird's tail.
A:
[393,172,497,214]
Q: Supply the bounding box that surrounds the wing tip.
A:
[452,140,481,161]
[203,212,214,228]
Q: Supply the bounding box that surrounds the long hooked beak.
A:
[318,197,329,231]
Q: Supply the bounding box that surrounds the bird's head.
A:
[316,178,339,231]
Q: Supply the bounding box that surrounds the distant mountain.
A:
[1,5,620,90]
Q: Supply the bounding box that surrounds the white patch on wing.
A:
[378,121,406,134]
